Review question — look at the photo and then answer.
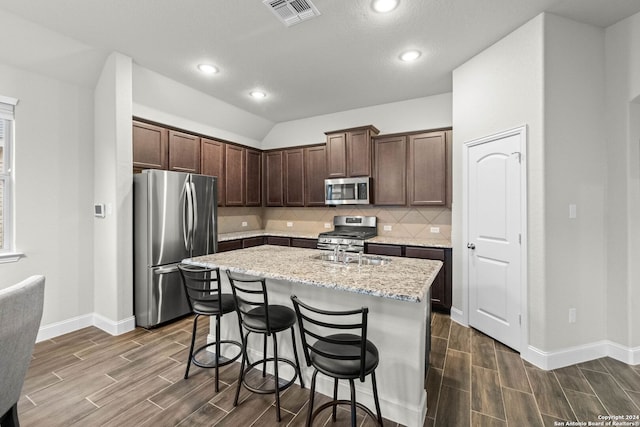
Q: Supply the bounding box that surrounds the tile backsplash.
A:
[218,206,451,241]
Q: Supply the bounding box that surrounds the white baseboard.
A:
[526,340,640,370]
[449,306,466,326]
[36,313,136,342]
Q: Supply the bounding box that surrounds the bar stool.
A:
[290,295,383,427]
[178,264,242,392]
[225,270,305,422]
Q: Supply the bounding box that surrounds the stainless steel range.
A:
[317,215,377,252]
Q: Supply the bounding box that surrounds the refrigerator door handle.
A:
[154,265,180,275]
[183,179,193,252]
[190,182,198,247]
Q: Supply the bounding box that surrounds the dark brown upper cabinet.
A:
[225,144,245,206]
[284,148,305,207]
[304,144,327,206]
[245,149,262,207]
[373,135,407,205]
[325,125,379,178]
[407,131,447,206]
[265,151,284,206]
[168,130,200,174]
[200,138,225,206]
[132,121,168,172]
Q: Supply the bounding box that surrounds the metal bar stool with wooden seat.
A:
[225,270,305,422]
[178,264,242,392]
[291,295,383,427]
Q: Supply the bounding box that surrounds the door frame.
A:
[462,125,529,355]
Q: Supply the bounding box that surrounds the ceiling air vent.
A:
[263,0,321,27]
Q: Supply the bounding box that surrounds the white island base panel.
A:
[210,275,429,427]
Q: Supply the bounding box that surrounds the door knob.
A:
[467,243,476,250]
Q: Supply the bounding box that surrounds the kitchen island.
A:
[185,245,442,427]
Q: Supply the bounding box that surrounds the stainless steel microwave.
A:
[325,177,372,205]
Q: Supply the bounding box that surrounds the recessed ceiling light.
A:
[372,0,398,13]
[250,90,267,99]
[399,50,421,62]
[197,64,219,74]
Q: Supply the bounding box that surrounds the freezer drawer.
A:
[135,263,191,328]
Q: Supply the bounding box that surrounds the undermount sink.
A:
[311,253,391,266]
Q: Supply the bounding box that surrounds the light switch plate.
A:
[430,227,440,233]
[383,225,392,231]
[569,204,577,219]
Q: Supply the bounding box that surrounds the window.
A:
[0,95,19,261]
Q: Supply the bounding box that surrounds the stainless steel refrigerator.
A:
[133,169,218,328]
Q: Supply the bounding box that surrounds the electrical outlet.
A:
[569,308,576,323]
[286,222,293,227]
[430,227,440,233]
[383,225,392,231]
[324,223,331,229]
[241,221,248,227]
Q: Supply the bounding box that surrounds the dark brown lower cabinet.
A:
[218,239,243,252]
[243,236,265,248]
[265,236,291,246]
[365,243,452,312]
[290,238,317,249]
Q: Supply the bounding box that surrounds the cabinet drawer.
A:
[405,246,445,261]
[218,240,242,252]
[366,243,402,257]
[291,238,317,249]
[243,237,265,248]
[266,236,291,246]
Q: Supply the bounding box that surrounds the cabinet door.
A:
[326,133,347,178]
[242,236,265,248]
[265,151,284,206]
[218,240,242,252]
[132,121,168,171]
[374,135,407,205]
[245,149,262,206]
[408,132,446,206]
[284,148,305,206]
[347,129,372,177]
[266,236,290,246]
[291,238,317,249]
[365,243,403,257]
[304,145,327,206]
[405,246,451,312]
[225,145,245,206]
[201,138,225,206]
[168,130,200,173]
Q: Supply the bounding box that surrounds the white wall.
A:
[132,65,273,149]
[543,14,606,350]
[452,15,546,348]
[0,63,95,328]
[605,12,640,350]
[93,52,135,331]
[261,93,452,149]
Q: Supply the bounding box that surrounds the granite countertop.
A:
[218,230,319,241]
[219,230,452,248]
[185,245,442,303]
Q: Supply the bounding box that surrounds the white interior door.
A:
[466,128,524,351]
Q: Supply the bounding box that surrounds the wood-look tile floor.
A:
[427,312,640,427]
[17,313,640,426]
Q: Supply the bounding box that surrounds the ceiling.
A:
[1,0,639,123]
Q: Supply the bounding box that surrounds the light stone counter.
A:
[185,245,439,426]
[219,230,452,248]
[218,230,318,241]
[186,245,442,302]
